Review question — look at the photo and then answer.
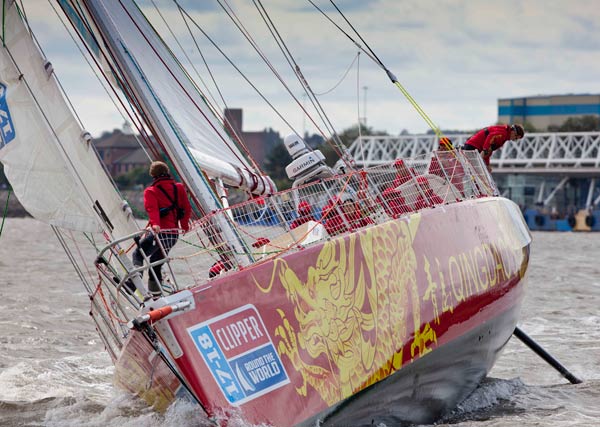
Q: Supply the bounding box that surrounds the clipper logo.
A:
[188,304,289,405]
[0,83,15,147]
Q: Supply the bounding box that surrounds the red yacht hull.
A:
[115,197,531,426]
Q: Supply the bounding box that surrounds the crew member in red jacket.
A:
[132,161,191,297]
[290,200,316,229]
[413,176,444,210]
[463,124,524,171]
[321,194,374,236]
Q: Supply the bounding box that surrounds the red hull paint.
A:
[114,329,181,412]
[116,197,530,426]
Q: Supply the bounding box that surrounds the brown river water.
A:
[0,217,598,426]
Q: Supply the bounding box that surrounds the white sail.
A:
[0,3,137,237]
[67,0,261,178]
[72,0,268,265]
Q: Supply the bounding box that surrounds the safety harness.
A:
[155,183,184,220]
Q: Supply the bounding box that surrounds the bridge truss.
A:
[347,132,600,208]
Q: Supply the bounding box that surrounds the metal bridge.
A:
[347,132,600,176]
[347,132,600,209]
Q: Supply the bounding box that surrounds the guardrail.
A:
[347,132,600,172]
[166,150,496,286]
[87,150,496,354]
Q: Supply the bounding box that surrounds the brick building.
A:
[95,110,281,177]
[224,108,281,167]
[94,129,149,176]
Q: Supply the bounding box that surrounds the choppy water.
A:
[0,218,599,426]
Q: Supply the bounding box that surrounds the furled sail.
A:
[61,0,259,265]
[0,3,137,237]
[62,0,274,196]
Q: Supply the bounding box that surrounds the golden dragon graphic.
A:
[254,216,437,405]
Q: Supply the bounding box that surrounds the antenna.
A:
[302,93,307,136]
[362,86,368,126]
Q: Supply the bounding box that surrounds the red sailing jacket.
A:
[144,176,192,232]
[465,125,511,165]
[290,201,316,229]
[321,197,374,236]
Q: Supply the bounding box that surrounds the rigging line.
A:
[136,6,257,177]
[328,0,386,70]
[57,1,163,161]
[218,0,315,146]
[305,0,379,65]
[217,0,343,154]
[174,7,259,172]
[247,0,327,126]
[52,226,95,295]
[252,0,351,165]
[148,3,259,174]
[141,2,257,172]
[33,3,83,128]
[16,0,30,36]
[313,51,359,96]
[72,0,210,204]
[212,0,330,144]
[0,41,112,216]
[0,186,9,240]
[248,0,335,140]
[148,1,228,137]
[137,325,214,421]
[119,1,252,171]
[2,0,5,47]
[68,1,174,163]
[57,1,202,221]
[221,0,334,141]
[356,51,365,164]
[173,2,303,140]
[327,0,447,140]
[46,0,154,165]
[307,0,446,141]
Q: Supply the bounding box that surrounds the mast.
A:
[76,0,252,266]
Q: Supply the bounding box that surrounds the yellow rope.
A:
[391,80,454,151]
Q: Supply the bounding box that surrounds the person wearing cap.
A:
[290,200,316,229]
[132,161,191,297]
[381,186,411,218]
[463,124,525,171]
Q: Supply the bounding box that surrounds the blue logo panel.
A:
[189,325,245,404]
[229,343,288,399]
[188,305,290,406]
[0,83,16,147]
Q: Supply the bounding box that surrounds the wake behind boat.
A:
[0,1,531,426]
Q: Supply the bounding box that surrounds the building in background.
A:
[224,108,281,168]
[498,94,600,130]
[95,109,282,180]
[94,128,148,176]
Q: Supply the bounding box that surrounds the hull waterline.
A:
[308,302,520,426]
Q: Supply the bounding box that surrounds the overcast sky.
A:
[26,0,600,139]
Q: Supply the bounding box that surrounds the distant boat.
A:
[0,1,531,425]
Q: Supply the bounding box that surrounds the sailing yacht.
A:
[0,1,531,426]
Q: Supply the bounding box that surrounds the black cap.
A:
[512,124,525,138]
